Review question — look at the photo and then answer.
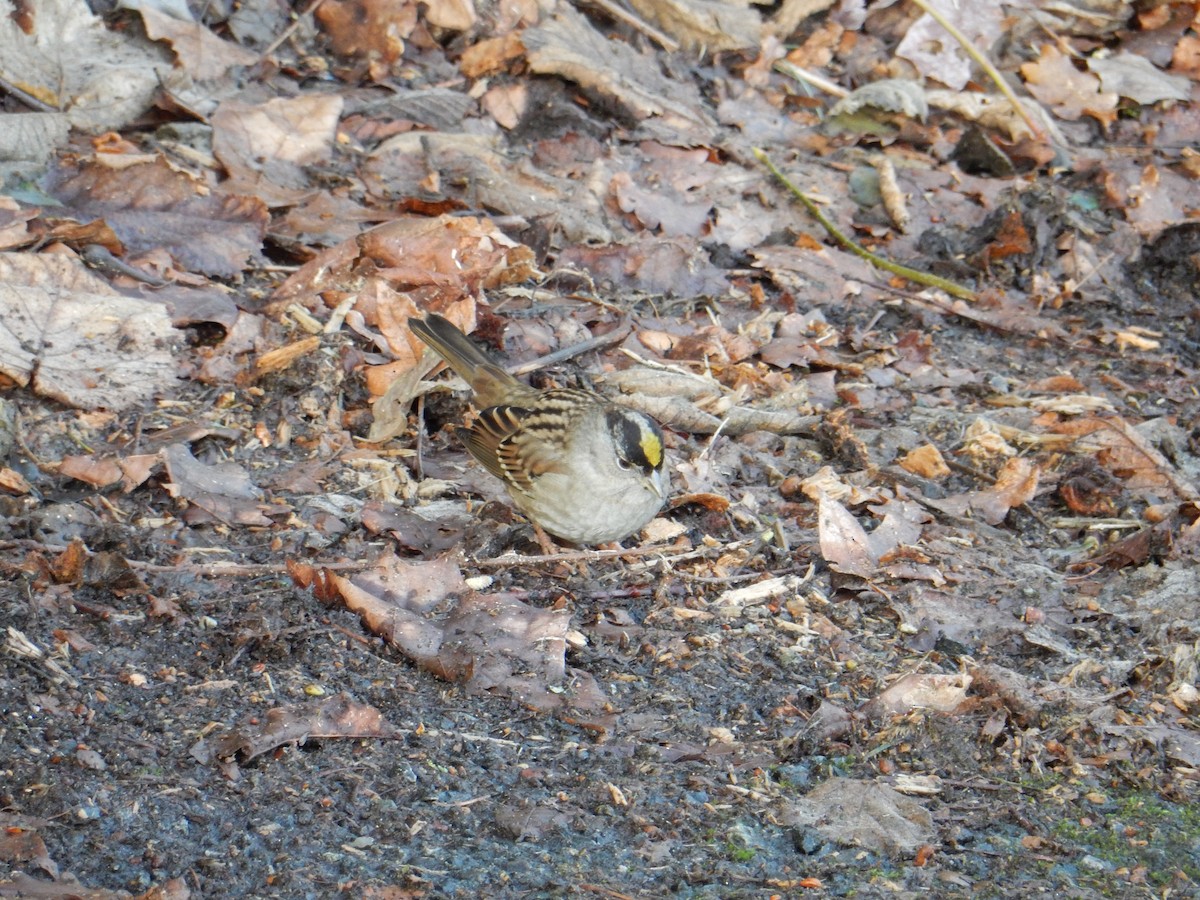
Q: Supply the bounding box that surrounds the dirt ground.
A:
[3,266,1199,898]
[3,0,1200,898]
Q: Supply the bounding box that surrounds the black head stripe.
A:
[606,409,664,472]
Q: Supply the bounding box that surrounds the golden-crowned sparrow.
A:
[409,314,668,545]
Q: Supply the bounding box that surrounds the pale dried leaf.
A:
[1088,51,1191,104]
[961,417,1017,460]
[899,444,950,479]
[0,253,179,411]
[0,0,168,132]
[135,4,259,80]
[829,78,927,120]
[625,0,761,53]
[162,443,272,526]
[818,493,877,577]
[863,671,973,719]
[779,778,935,855]
[524,5,716,140]
[925,89,1067,144]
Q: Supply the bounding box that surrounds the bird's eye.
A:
[615,455,633,471]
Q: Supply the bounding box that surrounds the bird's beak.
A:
[649,468,667,500]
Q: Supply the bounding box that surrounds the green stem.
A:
[752,149,977,301]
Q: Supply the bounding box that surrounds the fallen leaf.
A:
[135,4,259,80]
[1087,50,1191,104]
[1020,44,1118,125]
[162,442,273,526]
[0,253,180,411]
[778,778,935,855]
[862,671,973,719]
[196,693,403,763]
[817,492,877,577]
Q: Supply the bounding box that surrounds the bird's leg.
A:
[531,523,590,577]
[532,522,558,556]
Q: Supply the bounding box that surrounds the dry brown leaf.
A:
[862,671,973,719]
[329,555,607,714]
[899,444,950,480]
[460,33,526,78]
[0,253,180,411]
[365,131,604,244]
[523,5,715,140]
[0,467,32,494]
[315,0,418,77]
[1172,33,1200,78]
[198,693,403,763]
[817,492,876,577]
[0,195,37,250]
[626,0,761,52]
[557,237,729,297]
[1020,44,1118,125]
[0,825,59,880]
[424,0,476,30]
[925,458,1039,526]
[778,778,934,855]
[270,216,535,320]
[611,169,712,238]
[1088,50,1191,104]
[1103,161,1195,239]
[960,418,1017,460]
[830,78,927,120]
[56,455,124,488]
[136,5,259,80]
[1056,416,1199,500]
[896,1,1006,90]
[212,95,345,204]
[800,466,876,506]
[271,192,389,247]
[0,0,167,133]
[481,83,526,129]
[48,156,269,278]
[992,457,1040,509]
[162,443,273,527]
[924,89,1065,145]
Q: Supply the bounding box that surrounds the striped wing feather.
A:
[459,390,596,492]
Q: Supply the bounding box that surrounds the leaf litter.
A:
[2,0,1200,896]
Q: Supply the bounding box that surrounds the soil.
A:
[3,256,1199,898]
[2,6,1200,900]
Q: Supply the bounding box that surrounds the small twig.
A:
[772,61,848,99]
[579,885,639,900]
[581,0,679,52]
[469,542,680,568]
[908,0,1046,142]
[722,782,775,803]
[0,74,59,112]
[698,414,729,460]
[0,541,370,578]
[753,148,977,301]
[1050,517,1142,530]
[507,323,633,377]
[616,347,704,378]
[259,0,330,61]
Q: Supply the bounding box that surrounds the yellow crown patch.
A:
[640,431,663,468]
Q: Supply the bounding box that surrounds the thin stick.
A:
[470,542,679,568]
[908,0,1045,142]
[507,323,633,377]
[773,61,848,99]
[0,74,59,111]
[260,0,330,61]
[582,0,679,52]
[753,149,977,301]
